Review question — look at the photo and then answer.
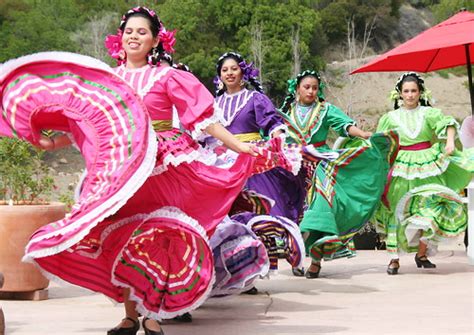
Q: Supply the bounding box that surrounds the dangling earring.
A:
[295,93,300,103]
[148,48,159,65]
[218,81,224,91]
[240,79,245,87]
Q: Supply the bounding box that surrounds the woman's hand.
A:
[360,131,373,139]
[36,134,72,151]
[347,125,372,139]
[445,126,456,155]
[205,122,259,156]
[444,141,455,155]
[236,142,259,156]
[271,130,284,138]
[37,135,55,150]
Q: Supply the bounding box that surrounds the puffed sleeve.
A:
[325,103,356,137]
[376,113,393,132]
[164,69,220,139]
[253,92,287,137]
[425,107,459,139]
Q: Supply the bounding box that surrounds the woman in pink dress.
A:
[0,6,293,335]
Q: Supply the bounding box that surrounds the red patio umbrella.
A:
[351,10,474,114]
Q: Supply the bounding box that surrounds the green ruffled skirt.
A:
[374,144,473,257]
[300,131,399,262]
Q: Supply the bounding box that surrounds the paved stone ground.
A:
[1,247,473,335]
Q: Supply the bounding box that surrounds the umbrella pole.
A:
[465,44,474,264]
[465,44,474,115]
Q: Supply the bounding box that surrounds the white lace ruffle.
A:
[391,158,450,180]
[390,106,425,139]
[269,124,288,138]
[216,89,256,127]
[150,147,218,176]
[190,111,222,142]
[138,67,172,98]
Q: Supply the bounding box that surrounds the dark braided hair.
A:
[280,70,325,114]
[214,52,263,96]
[394,72,431,109]
[119,7,166,66]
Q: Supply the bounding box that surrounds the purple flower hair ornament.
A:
[213,76,224,91]
[238,61,259,81]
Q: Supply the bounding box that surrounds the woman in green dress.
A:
[375,72,471,275]
[279,70,398,278]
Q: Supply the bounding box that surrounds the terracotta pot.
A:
[0,272,3,334]
[0,202,65,292]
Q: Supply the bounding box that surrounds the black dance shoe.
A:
[305,263,321,279]
[415,254,436,268]
[387,259,400,275]
[107,317,139,335]
[143,318,164,335]
[241,286,259,295]
[172,312,193,323]
[292,267,305,277]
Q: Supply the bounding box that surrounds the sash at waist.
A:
[234,132,262,142]
[312,141,326,148]
[400,141,431,151]
[152,120,173,131]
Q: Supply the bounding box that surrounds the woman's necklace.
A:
[296,102,315,124]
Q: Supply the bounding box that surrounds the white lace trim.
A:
[282,142,302,176]
[150,147,218,176]
[23,125,158,261]
[437,119,460,140]
[389,106,425,139]
[210,235,269,296]
[216,89,256,127]
[190,111,222,142]
[395,184,463,224]
[391,158,450,180]
[269,124,288,138]
[138,67,173,98]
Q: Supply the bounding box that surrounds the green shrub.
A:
[0,137,54,204]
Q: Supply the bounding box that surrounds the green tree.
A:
[320,0,400,51]
[431,0,474,22]
[0,0,87,62]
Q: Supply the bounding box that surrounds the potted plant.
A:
[0,137,66,299]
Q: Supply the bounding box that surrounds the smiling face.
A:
[296,76,319,105]
[400,81,421,109]
[122,16,159,67]
[220,58,244,94]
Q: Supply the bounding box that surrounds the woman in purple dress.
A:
[209,52,306,282]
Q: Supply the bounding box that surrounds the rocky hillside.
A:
[323,59,472,131]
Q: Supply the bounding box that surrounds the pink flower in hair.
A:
[158,28,176,53]
[105,30,124,59]
[132,6,156,17]
[104,30,126,65]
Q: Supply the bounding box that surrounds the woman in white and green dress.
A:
[375,72,472,275]
[279,70,398,278]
